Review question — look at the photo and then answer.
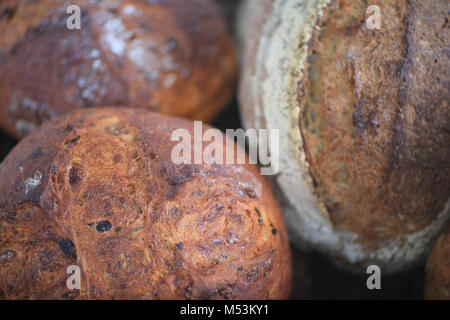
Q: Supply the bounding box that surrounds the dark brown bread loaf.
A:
[425,224,449,300]
[0,0,236,139]
[238,0,449,272]
[0,108,292,299]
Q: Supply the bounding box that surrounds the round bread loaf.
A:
[0,0,236,138]
[238,0,449,273]
[425,224,449,300]
[0,108,291,300]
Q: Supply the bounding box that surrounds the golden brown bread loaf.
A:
[0,0,236,139]
[425,224,449,300]
[0,108,292,299]
[238,0,449,272]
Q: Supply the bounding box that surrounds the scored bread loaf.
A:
[0,0,236,138]
[0,107,292,299]
[238,0,449,273]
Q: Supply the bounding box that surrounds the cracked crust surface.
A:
[238,0,449,272]
[0,0,236,138]
[0,108,291,299]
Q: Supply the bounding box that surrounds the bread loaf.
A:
[0,0,236,138]
[0,108,291,299]
[425,224,449,300]
[238,0,449,272]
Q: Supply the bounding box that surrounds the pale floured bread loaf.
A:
[238,0,449,273]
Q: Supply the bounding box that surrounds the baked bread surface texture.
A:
[425,224,450,300]
[238,0,449,272]
[0,0,236,138]
[0,108,291,299]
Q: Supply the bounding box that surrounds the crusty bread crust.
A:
[0,0,236,138]
[0,108,291,299]
[425,224,449,300]
[238,0,449,272]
